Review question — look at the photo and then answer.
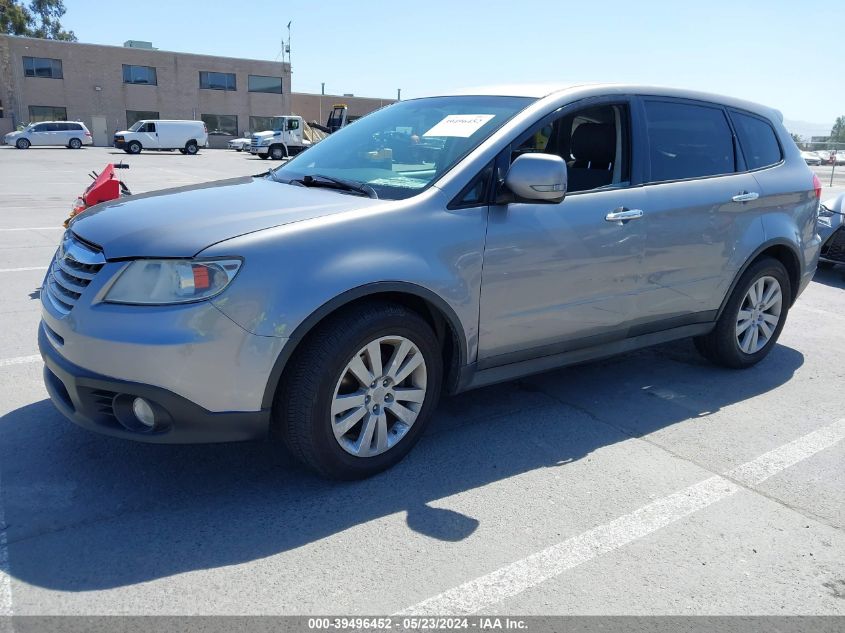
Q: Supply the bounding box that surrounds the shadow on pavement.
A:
[812,264,845,289]
[0,339,803,591]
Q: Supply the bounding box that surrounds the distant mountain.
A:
[783,118,832,140]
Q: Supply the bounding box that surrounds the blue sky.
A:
[62,0,843,131]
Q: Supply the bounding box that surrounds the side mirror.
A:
[504,153,567,203]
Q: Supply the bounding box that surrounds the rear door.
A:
[634,97,762,326]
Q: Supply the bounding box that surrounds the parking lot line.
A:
[0,267,48,274]
[0,228,62,232]
[0,355,41,368]
[398,418,845,616]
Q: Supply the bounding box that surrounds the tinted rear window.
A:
[68,123,83,130]
[731,111,781,170]
[644,100,735,182]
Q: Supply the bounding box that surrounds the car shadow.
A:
[0,339,804,591]
[812,264,845,289]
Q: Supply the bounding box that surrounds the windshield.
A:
[271,95,534,200]
[128,121,145,132]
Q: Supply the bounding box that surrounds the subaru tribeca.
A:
[39,84,822,478]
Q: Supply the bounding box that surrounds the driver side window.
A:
[511,103,631,193]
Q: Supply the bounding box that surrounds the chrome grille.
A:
[250,135,260,150]
[45,232,105,316]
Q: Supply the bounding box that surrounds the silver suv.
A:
[5,121,93,149]
[39,84,822,478]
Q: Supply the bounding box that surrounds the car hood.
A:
[4,131,22,139]
[252,131,279,139]
[70,176,383,259]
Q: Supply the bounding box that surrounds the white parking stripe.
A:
[0,267,48,273]
[0,469,10,617]
[0,227,62,232]
[0,355,41,368]
[399,419,845,616]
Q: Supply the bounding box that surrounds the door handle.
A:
[732,192,759,202]
[605,208,644,222]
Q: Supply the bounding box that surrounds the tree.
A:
[0,0,75,41]
[789,132,804,149]
[831,116,845,144]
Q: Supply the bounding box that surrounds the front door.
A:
[478,98,647,365]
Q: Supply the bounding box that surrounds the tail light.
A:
[203,123,208,134]
[813,173,822,200]
[85,131,92,137]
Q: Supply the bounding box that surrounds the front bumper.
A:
[250,145,269,155]
[113,137,126,149]
[39,322,271,443]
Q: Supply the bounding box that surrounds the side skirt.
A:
[455,322,714,392]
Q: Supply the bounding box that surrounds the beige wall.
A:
[291,92,395,126]
[0,35,291,145]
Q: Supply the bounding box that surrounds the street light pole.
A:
[397,88,401,101]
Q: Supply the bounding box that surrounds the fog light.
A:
[132,397,156,428]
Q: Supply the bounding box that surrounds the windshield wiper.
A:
[291,174,378,199]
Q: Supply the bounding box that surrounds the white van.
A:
[4,121,93,149]
[114,120,208,155]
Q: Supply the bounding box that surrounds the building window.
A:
[28,105,67,122]
[0,100,4,118]
[126,110,161,127]
[248,75,283,94]
[249,116,275,133]
[201,114,237,136]
[23,56,63,79]
[123,64,158,85]
[199,71,236,91]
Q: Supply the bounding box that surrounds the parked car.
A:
[4,121,92,149]
[836,151,845,166]
[114,120,208,155]
[39,84,821,479]
[801,150,822,166]
[815,150,837,165]
[818,193,845,266]
[227,137,251,151]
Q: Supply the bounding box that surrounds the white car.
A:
[801,151,821,166]
[4,121,93,149]
[227,137,251,151]
[114,120,208,155]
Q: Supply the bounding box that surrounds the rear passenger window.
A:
[730,111,781,170]
[644,101,735,182]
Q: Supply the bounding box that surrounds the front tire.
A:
[694,257,790,368]
[270,145,286,160]
[258,153,269,160]
[127,141,142,154]
[275,301,443,479]
[16,138,30,149]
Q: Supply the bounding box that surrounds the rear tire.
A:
[127,141,142,154]
[185,141,199,155]
[68,138,82,149]
[694,257,790,368]
[275,301,443,479]
[16,138,30,149]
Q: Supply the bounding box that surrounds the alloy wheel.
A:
[736,275,782,354]
[331,335,427,458]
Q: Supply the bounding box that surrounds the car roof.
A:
[428,82,782,121]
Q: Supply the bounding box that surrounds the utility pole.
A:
[320,82,325,123]
[397,88,401,101]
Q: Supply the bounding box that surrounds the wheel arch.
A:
[260,282,467,410]
[717,239,802,320]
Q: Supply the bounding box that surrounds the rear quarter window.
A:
[644,100,736,183]
[730,111,782,170]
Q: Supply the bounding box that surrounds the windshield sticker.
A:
[422,114,495,138]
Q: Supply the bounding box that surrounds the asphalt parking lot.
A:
[0,146,843,617]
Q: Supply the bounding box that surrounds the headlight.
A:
[260,138,272,146]
[104,259,242,305]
